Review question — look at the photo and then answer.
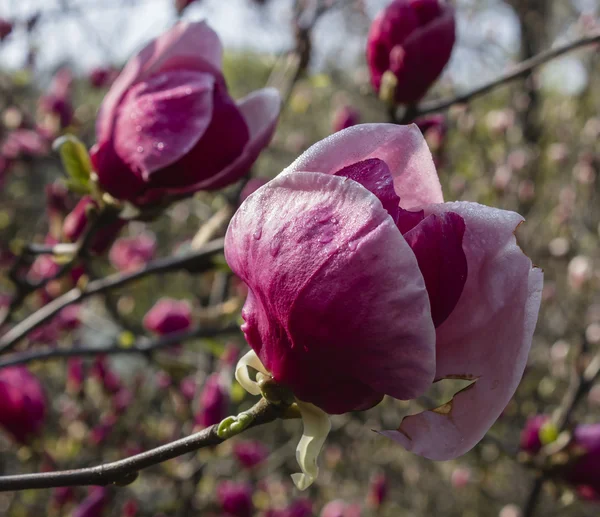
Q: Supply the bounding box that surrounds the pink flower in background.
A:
[225,123,542,460]
[0,18,12,41]
[0,366,47,444]
[109,232,157,271]
[415,114,446,153]
[73,487,108,517]
[89,66,118,89]
[217,481,254,517]
[39,67,74,129]
[520,416,600,500]
[91,355,122,394]
[367,0,455,104]
[332,105,360,133]
[91,21,281,207]
[52,486,75,510]
[320,500,362,517]
[63,196,125,254]
[233,439,269,468]
[67,357,85,394]
[1,129,49,159]
[368,473,388,507]
[195,372,228,427]
[143,298,192,335]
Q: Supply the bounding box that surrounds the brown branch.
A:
[0,397,294,492]
[0,238,225,354]
[0,323,239,369]
[404,30,600,121]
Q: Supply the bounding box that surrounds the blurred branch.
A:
[0,397,297,492]
[409,30,600,120]
[0,324,239,369]
[0,238,225,354]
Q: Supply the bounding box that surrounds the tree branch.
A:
[0,397,295,492]
[0,238,225,354]
[0,324,239,369]
[409,30,600,120]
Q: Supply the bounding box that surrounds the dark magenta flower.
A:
[73,487,108,517]
[109,232,156,272]
[332,105,360,133]
[0,19,12,41]
[217,481,254,517]
[67,357,85,394]
[89,66,118,89]
[233,439,269,468]
[143,298,192,335]
[91,355,122,394]
[39,67,74,129]
[368,473,388,507]
[367,0,455,104]
[227,124,542,487]
[63,196,125,254]
[196,372,228,428]
[520,415,549,454]
[90,21,280,207]
[0,366,47,444]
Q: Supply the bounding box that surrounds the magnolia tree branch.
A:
[522,348,600,517]
[0,324,239,369]
[0,238,225,354]
[403,30,600,121]
[0,397,297,492]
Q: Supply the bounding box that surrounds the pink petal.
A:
[225,171,435,414]
[381,201,543,459]
[96,21,223,145]
[113,70,215,178]
[283,124,443,209]
[182,87,281,191]
[403,212,467,327]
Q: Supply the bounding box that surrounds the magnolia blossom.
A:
[521,416,600,500]
[90,21,280,206]
[143,298,192,335]
[226,123,542,489]
[109,232,157,271]
[367,0,455,104]
[320,500,362,517]
[217,481,253,517]
[0,18,12,41]
[39,67,74,129]
[196,372,228,427]
[332,105,360,133]
[233,439,269,468]
[73,487,108,517]
[0,366,47,443]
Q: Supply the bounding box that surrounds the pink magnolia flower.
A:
[89,66,118,89]
[368,472,388,507]
[1,129,49,159]
[67,357,85,394]
[320,500,362,517]
[521,416,600,500]
[0,18,12,41]
[63,196,125,254]
[233,439,269,468]
[90,21,280,207]
[195,372,228,427]
[332,105,360,133]
[143,298,192,335]
[73,487,108,517]
[367,0,455,105]
[225,124,543,461]
[0,366,47,444]
[109,232,156,271]
[39,67,74,129]
[217,481,254,517]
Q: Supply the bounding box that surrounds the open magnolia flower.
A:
[225,124,543,489]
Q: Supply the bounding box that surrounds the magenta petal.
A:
[403,212,467,327]
[225,171,435,414]
[334,158,401,222]
[284,124,443,209]
[381,201,543,460]
[192,87,281,191]
[113,70,215,178]
[96,21,223,144]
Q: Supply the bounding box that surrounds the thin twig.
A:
[0,324,239,369]
[0,398,296,492]
[0,238,225,354]
[405,30,600,121]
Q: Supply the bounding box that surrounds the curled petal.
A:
[235,349,269,396]
[283,123,442,208]
[96,21,223,144]
[381,201,543,459]
[194,87,281,191]
[291,400,331,491]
